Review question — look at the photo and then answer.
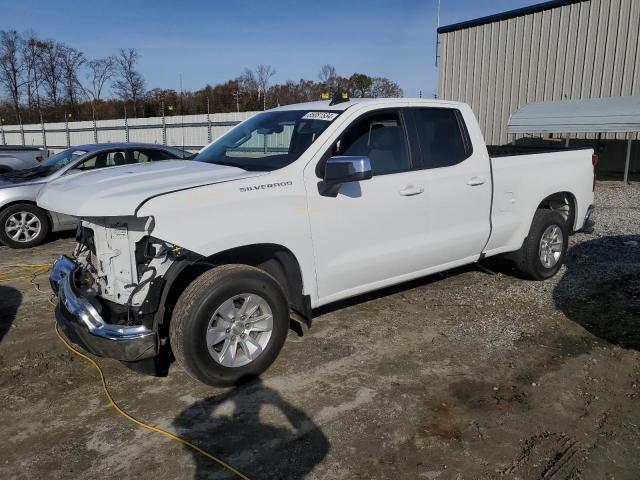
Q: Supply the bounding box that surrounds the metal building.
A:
[437,0,640,147]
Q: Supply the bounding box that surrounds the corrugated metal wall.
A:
[438,0,640,144]
[0,112,257,152]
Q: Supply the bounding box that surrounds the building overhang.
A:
[507,96,640,134]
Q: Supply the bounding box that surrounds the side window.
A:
[78,154,100,170]
[333,111,411,175]
[133,149,176,162]
[412,108,471,169]
[79,150,129,170]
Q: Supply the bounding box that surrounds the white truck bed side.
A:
[484,149,594,256]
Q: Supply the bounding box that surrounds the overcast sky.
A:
[1,0,540,98]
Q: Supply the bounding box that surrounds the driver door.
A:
[304,109,431,304]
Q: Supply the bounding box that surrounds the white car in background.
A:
[0,142,189,248]
[41,97,596,387]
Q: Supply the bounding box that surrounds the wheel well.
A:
[156,244,309,335]
[0,200,52,225]
[537,192,576,231]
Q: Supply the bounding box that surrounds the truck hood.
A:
[37,160,263,217]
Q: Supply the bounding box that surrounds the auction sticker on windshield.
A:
[302,112,339,121]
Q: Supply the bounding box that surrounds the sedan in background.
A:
[0,143,189,248]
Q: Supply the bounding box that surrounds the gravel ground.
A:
[0,181,638,479]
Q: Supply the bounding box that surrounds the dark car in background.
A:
[0,146,49,173]
[0,142,189,248]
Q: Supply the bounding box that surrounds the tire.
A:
[513,208,569,281]
[0,203,50,249]
[169,264,289,387]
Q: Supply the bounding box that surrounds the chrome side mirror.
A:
[319,156,372,197]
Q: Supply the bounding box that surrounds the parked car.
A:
[0,142,189,248]
[0,146,48,173]
[41,98,596,387]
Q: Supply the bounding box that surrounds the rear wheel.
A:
[0,203,50,249]
[169,264,289,387]
[513,208,568,280]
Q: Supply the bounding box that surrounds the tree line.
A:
[0,30,403,126]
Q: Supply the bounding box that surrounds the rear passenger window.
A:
[412,108,471,169]
[136,149,178,162]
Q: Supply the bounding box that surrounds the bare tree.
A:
[37,39,64,106]
[369,77,403,98]
[255,64,275,110]
[60,45,85,111]
[318,64,337,91]
[238,67,258,94]
[0,30,26,120]
[113,48,145,117]
[85,57,114,102]
[22,32,42,109]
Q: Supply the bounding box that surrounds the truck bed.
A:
[487,145,593,158]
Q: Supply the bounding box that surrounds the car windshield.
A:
[38,148,87,172]
[193,110,341,171]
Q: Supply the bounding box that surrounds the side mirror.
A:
[318,156,372,197]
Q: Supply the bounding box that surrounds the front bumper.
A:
[50,256,158,362]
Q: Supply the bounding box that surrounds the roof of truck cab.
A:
[270,98,466,112]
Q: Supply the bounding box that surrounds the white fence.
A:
[0,112,259,152]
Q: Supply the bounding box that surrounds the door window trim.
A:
[408,107,474,171]
[315,108,416,178]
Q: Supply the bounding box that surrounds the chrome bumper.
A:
[577,204,595,233]
[50,255,157,362]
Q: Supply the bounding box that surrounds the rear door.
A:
[408,107,491,266]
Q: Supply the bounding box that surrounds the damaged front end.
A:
[50,216,188,362]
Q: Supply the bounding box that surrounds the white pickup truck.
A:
[40,98,596,386]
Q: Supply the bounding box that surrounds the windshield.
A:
[194,110,340,171]
[38,148,87,172]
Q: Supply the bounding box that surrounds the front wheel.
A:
[169,264,289,387]
[0,203,50,249]
[513,208,569,280]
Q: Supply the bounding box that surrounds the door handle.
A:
[467,176,486,186]
[399,185,424,196]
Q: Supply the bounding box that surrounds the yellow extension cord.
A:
[0,263,250,480]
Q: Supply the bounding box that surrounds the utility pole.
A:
[161,101,167,145]
[41,110,48,151]
[91,103,98,143]
[0,117,5,145]
[63,112,70,148]
[435,0,441,67]
[206,96,212,144]
[19,114,25,146]
[233,91,240,112]
[124,107,130,143]
[179,73,185,152]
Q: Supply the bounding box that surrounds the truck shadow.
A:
[553,235,640,351]
[173,378,329,479]
[0,285,22,346]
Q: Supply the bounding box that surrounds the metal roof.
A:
[437,0,588,34]
[507,96,640,134]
